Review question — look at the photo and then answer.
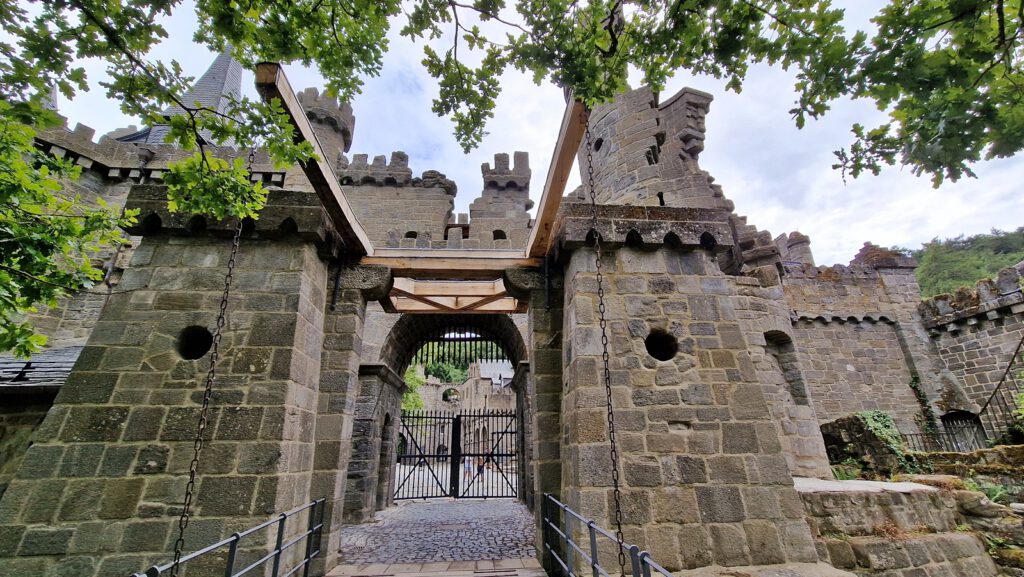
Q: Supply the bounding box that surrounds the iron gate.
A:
[394,409,518,499]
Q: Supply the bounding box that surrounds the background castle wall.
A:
[921,267,1024,406]
[791,318,921,432]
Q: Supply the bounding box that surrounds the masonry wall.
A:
[25,170,136,348]
[559,244,818,571]
[736,277,832,478]
[0,232,331,577]
[343,183,454,247]
[0,394,55,500]
[791,319,921,432]
[782,262,935,434]
[921,267,1024,406]
[342,365,402,525]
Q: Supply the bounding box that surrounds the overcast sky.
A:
[56,0,1024,266]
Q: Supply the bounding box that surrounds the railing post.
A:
[587,521,599,577]
[302,501,318,577]
[271,513,287,577]
[561,502,573,576]
[629,544,642,577]
[638,552,653,577]
[224,534,241,577]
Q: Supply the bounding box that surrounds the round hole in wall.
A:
[645,329,678,361]
[176,325,214,360]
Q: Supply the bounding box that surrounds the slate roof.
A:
[0,346,83,393]
[116,50,243,145]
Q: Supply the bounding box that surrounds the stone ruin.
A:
[1,52,1023,577]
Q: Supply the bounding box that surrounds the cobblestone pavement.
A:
[337,499,536,564]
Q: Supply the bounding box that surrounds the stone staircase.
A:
[796,478,1002,576]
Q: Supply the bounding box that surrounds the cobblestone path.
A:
[336,499,536,565]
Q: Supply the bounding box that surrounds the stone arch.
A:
[377,313,527,377]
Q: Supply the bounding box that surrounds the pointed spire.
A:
[115,49,243,145]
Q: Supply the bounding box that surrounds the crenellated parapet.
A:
[35,120,286,186]
[919,267,1024,330]
[336,152,457,195]
[554,203,733,252]
[297,87,355,166]
[481,151,530,191]
[297,87,355,149]
[720,214,782,277]
[850,242,916,269]
[775,231,815,266]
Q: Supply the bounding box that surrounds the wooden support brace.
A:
[255,62,373,256]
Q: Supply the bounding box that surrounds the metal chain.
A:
[169,149,254,576]
[584,122,627,576]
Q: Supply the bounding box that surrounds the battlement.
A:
[919,267,1024,329]
[775,231,815,266]
[481,151,530,191]
[658,86,713,161]
[849,242,916,269]
[297,87,355,152]
[337,152,457,195]
[783,262,889,281]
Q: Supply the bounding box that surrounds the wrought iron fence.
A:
[542,493,673,577]
[903,429,985,453]
[130,498,325,577]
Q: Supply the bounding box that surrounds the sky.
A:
[55,1,1024,266]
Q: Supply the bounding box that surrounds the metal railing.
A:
[542,494,672,577]
[977,333,1024,441]
[131,498,325,577]
[903,429,985,453]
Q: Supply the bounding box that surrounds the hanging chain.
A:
[169,149,254,576]
[584,122,628,576]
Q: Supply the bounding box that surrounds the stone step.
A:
[798,479,959,535]
[818,532,1000,576]
[327,558,546,577]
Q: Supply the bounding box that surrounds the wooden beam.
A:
[361,249,542,280]
[389,296,523,313]
[255,63,373,256]
[392,278,506,297]
[525,98,589,258]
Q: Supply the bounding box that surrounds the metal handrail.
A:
[130,498,325,577]
[977,333,1024,440]
[542,493,672,577]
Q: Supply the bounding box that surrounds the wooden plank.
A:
[525,98,589,258]
[362,249,541,279]
[392,278,505,297]
[390,296,522,313]
[255,63,373,256]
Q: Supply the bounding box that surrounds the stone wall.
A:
[792,318,921,432]
[0,184,360,576]
[0,394,55,500]
[735,270,831,479]
[921,267,1024,406]
[339,153,457,248]
[557,238,818,572]
[342,364,403,525]
[800,482,1000,577]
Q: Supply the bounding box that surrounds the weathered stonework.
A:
[3,50,1022,577]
